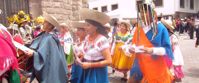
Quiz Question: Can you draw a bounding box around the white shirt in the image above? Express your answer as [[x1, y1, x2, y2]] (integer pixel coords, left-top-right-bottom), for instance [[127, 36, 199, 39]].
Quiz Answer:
[[73, 39, 85, 57], [83, 35, 109, 61], [170, 34, 184, 65], [59, 32, 73, 55]]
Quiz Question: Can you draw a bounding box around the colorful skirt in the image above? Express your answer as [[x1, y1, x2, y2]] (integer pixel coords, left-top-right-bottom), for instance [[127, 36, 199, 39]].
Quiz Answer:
[[112, 42, 135, 72], [174, 66, 184, 79], [71, 63, 83, 83], [79, 67, 109, 83]]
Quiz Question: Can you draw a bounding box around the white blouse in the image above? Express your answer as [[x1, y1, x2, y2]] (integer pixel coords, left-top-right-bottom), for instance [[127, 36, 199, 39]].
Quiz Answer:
[[73, 39, 85, 57], [170, 34, 184, 65], [59, 32, 73, 55], [83, 35, 110, 61]]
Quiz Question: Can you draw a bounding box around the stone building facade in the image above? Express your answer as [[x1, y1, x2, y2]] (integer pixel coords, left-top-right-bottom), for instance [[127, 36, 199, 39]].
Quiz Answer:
[[0, 0, 87, 26], [29, 0, 88, 23]]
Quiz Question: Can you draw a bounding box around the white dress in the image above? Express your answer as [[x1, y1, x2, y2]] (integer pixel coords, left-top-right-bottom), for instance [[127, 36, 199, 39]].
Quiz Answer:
[[170, 34, 184, 66], [83, 35, 110, 61]]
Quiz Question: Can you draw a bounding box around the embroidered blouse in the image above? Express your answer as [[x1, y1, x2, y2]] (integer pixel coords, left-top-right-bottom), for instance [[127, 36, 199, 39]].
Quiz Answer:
[[83, 35, 110, 61]]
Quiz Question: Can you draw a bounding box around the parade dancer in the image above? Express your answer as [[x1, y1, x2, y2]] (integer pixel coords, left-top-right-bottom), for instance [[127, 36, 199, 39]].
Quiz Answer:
[[128, 1, 174, 83], [24, 13, 68, 83], [58, 23, 73, 80], [170, 33, 184, 82], [111, 21, 135, 81], [78, 8, 112, 83], [70, 21, 86, 83]]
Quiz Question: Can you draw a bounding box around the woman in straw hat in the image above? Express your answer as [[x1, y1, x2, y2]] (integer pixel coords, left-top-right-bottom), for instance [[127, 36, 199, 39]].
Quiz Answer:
[[162, 18, 184, 82], [24, 13, 68, 83], [59, 23, 73, 64], [111, 20, 134, 81], [169, 29, 184, 82], [77, 8, 112, 83], [70, 21, 86, 83], [127, 1, 174, 83], [58, 23, 73, 80]]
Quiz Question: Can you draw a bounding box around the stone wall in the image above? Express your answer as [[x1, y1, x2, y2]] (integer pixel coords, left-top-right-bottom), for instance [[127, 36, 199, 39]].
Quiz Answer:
[[29, 0, 88, 24], [29, 0, 42, 19]]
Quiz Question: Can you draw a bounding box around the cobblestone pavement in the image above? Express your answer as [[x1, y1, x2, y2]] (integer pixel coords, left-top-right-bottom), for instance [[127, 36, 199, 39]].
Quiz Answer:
[[109, 33, 199, 83]]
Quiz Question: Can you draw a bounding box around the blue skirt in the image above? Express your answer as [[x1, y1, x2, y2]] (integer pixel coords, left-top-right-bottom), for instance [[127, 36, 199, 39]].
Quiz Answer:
[[80, 66, 109, 83], [71, 63, 83, 83], [130, 58, 143, 81]]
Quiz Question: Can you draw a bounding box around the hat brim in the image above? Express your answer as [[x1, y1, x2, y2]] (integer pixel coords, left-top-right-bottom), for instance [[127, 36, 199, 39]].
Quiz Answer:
[[71, 21, 86, 29], [44, 13, 59, 29], [161, 18, 174, 33], [118, 20, 131, 30], [80, 8, 110, 25]]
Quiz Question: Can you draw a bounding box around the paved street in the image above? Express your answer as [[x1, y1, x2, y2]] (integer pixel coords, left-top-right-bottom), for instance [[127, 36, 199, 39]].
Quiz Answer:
[[179, 34, 199, 83], [109, 33, 199, 83]]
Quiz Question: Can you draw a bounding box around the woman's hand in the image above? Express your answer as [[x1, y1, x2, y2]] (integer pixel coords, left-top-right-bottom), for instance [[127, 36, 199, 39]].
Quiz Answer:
[[141, 47, 153, 54], [24, 49, 35, 57], [81, 62, 91, 69], [129, 47, 135, 54]]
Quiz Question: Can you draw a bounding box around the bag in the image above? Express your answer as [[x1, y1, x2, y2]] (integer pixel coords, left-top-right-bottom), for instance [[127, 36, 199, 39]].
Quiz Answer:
[[9, 69, 20, 83]]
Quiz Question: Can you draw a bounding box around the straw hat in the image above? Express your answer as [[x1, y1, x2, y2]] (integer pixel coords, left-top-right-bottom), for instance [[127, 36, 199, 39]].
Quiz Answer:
[[161, 18, 174, 33], [44, 13, 59, 29], [118, 20, 131, 30], [71, 21, 86, 28], [60, 23, 69, 28], [80, 8, 110, 25]]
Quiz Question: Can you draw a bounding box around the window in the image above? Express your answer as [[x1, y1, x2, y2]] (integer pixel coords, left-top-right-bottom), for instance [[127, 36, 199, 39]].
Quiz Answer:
[[180, 0, 185, 8], [190, 0, 194, 9], [111, 4, 118, 10], [154, 0, 163, 7], [101, 6, 107, 12], [93, 7, 98, 10]]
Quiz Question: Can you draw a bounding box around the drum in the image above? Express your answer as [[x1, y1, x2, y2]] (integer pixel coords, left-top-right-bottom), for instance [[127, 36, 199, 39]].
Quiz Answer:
[[112, 42, 135, 72]]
